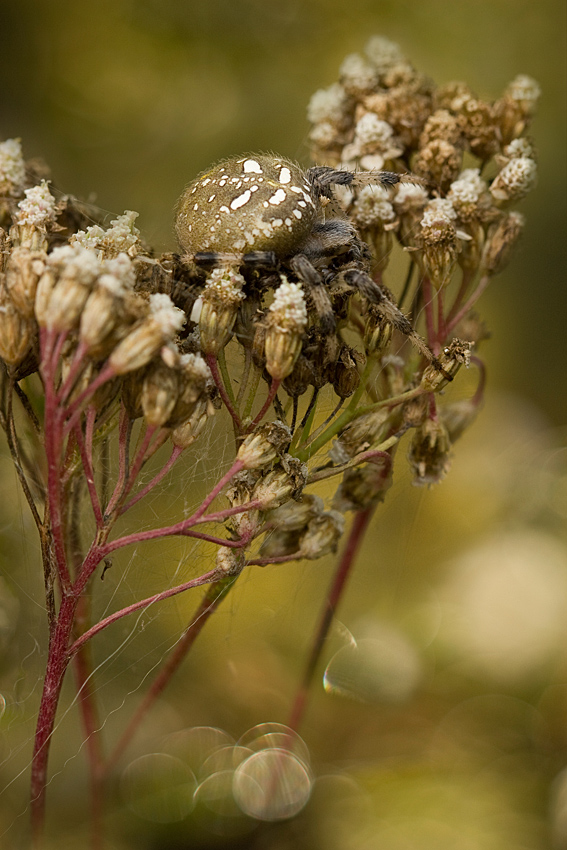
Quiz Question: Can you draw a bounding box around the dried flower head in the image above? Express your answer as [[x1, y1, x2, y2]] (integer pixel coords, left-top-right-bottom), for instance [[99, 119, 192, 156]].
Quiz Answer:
[[0, 138, 26, 198]]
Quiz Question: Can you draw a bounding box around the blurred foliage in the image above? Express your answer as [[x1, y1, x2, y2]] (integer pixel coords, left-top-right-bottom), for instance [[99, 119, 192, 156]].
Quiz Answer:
[[1, 0, 566, 848]]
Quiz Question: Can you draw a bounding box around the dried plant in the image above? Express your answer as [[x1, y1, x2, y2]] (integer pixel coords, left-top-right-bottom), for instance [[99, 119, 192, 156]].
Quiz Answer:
[[0, 35, 539, 847]]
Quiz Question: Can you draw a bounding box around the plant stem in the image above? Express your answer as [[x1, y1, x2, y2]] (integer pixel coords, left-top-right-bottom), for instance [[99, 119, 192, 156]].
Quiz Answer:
[[103, 576, 236, 774], [287, 507, 374, 733], [30, 594, 77, 846]]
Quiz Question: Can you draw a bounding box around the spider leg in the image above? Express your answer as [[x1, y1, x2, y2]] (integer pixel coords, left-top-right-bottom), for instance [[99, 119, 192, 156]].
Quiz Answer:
[[343, 269, 449, 374], [191, 250, 277, 269], [290, 254, 336, 335], [306, 166, 402, 200]]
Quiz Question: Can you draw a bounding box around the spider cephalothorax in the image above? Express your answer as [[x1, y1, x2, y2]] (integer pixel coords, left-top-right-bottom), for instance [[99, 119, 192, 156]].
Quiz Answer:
[[175, 154, 441, 375]]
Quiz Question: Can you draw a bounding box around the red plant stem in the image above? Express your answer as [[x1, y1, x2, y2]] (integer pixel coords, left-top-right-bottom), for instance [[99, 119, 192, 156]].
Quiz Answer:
[[69, 566, 223, 656], [446, 273, 491, 336], [446, 268, 473, 324], [58, 340, 88, 403], [105, 405, 131, 517], [206, 354, 243, 431], [99, 496, 261, 557], [249, 378, 281, 430], [103, 576, 235, 774], [41, 344, 71, 592], [120, 444, 184, 514], [63, 363, 116, 438], [73, 422, 103, 528], [287, 506, 375, 733], [72, 595, 104, 850], [30, 593, 77, 845], [113, 424, 158, 509]]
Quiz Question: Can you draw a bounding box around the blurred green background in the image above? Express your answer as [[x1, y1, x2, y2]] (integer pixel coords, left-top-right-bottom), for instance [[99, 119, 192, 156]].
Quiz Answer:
[[1, 1, 566, 848]]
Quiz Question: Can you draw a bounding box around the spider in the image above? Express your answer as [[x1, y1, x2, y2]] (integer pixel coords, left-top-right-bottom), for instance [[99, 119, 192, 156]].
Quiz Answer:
[[175, 154, 439, 370]]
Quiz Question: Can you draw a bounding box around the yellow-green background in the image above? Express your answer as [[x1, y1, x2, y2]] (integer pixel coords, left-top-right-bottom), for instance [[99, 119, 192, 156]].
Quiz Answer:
[[0, 1, 566, 848]]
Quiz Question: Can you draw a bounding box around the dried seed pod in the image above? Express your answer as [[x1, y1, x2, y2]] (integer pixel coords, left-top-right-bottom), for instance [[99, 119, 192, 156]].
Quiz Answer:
[[237, 421, 291, 470], [481, 211, 525, 277], [421, 338, 473, 392], [198, 268, 245, 356], [264, 277, 307, 381], [332, 346, 362, 399], [141, 362, 180, 428], [5, 247, 45, 318], [252, 457, 308, 510], [109, 294, 184, 375], [0, 290, 35, 366], [408, 417, 452, 486], [171, 396, 215, 449], [299, 510, 345, 559], [333, 459, 393, 511]]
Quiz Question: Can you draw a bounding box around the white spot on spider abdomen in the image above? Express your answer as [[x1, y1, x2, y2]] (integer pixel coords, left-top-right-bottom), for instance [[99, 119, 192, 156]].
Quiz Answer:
[[242, 159, 263, 173], [230, 190, 252, 210], [268, 189, 287, 205]]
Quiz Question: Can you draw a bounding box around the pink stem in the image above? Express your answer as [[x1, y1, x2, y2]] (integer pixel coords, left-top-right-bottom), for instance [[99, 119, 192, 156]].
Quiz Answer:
[[73, 423, 103, 528], [30, 594, 77, 844], [69, 567, 223, 656], [446, 274, 491, 336], [287, 507, 375, 733], [206, 354, 243, 431], [63, 363, 116, 438], [58, 340, 88, 403], [100, 498, 262, 556], [446, 268, 473, 324], [437, 289, 447, 344], [104, 406, 132, 517], [103, 576, 235, 774], [120, 445, 184, 515], [249, 378, 281, 430]]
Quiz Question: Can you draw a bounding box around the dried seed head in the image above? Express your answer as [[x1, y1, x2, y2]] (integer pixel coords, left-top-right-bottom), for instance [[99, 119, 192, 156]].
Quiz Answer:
[[39, 245, 102, 330], [216, 547, 245, 575], [299, 510, 345, 559], [364, 36, 406, 77], [496, 75, 541, 143], [171, 395, 215, 449], [252, 458, 308, 510], [0, 289, 35, 366], [408, 417, 452, 486], [141, 362, 180, 428], [456, 97, 501, 161], [259, 527, 302, 559], [167, 352, 212, 427], [419, 109, 464, 148], [333, 459, 393, 511], [362, 85, 432, 150], [198, 267, 245, 356], [237, 421, 291, 470], [490, 156, 537, 204], [447, 168, 490, 224], [70, 211, 143, 258], [264, 277, 307, 381], [419, 201, 460, 289], [350, 185, 396, 231], [5, 247, 46, 318], [307, 83, 350, 128], [339, 53, 379, 97], [332, 346, 362, 399], [480, 211, 525, 277], [265, 493, 324, 533], [421, 338, 473, 391], [336, 406, 390, 457], [0, 139, 26, 198], [109, 293, 185, 375], [413, 139, 463, 192], [12, 181, 58, 251]]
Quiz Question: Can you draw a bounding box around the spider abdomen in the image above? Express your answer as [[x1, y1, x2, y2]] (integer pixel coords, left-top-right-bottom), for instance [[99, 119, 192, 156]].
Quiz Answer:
[[175, 155, 318, 258]]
